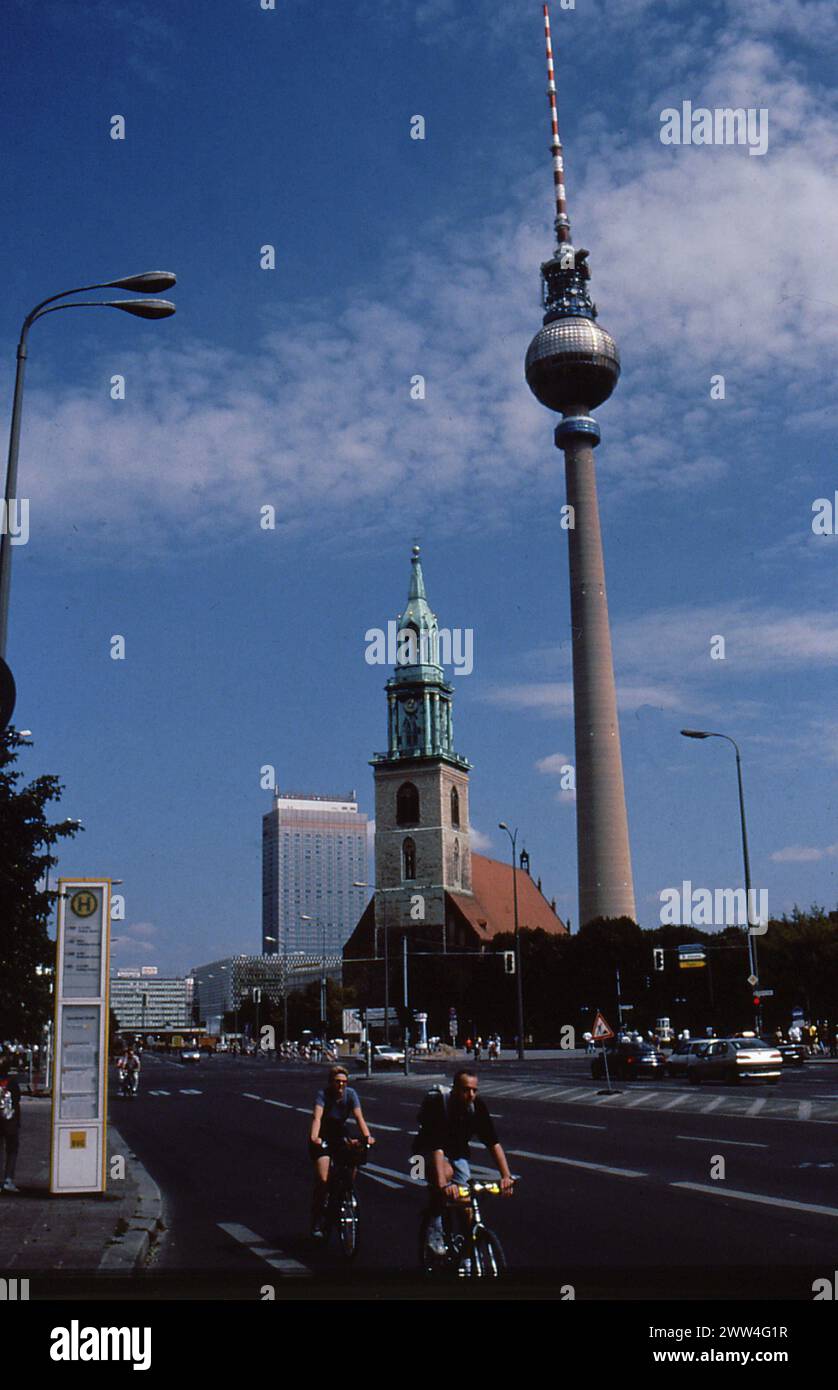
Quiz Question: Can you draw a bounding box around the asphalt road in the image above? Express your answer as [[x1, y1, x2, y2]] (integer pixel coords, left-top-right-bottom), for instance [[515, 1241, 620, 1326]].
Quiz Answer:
[[110, 1053, 838, 1298]]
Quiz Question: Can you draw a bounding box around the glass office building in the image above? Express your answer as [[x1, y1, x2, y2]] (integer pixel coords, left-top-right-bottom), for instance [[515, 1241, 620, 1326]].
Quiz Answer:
[[262, 791, 368, 956]]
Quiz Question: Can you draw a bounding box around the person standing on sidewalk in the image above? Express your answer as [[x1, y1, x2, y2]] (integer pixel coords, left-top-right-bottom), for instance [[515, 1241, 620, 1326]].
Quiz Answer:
[[0, 1054, 22, 1193]]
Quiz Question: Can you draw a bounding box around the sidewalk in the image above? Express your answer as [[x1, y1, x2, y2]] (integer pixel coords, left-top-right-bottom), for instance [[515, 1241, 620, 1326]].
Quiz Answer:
[[0, 1097, 164, 1278]]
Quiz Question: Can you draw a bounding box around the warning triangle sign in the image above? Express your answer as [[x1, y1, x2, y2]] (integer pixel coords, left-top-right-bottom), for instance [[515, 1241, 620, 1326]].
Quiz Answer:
[[592, 1011, 614, 1041]]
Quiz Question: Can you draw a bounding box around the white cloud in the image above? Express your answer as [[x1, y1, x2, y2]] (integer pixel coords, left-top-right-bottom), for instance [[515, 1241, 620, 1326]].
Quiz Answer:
[[488, 681, 683, 715], [770, 843, 838, 863], [535, 752, 573, 774], [469, 825, 494, 852]]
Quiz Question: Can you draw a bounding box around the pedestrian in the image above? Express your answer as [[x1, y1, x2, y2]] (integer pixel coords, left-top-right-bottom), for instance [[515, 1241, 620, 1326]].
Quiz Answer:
[[464, 1037, 473, 1056], [0, 1054, 22, 1193], [474, 1037, 482, 1062]]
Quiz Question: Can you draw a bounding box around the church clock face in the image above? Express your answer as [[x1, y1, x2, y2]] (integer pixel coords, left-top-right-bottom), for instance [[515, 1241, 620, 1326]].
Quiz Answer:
[[404, 698, 417, 713]]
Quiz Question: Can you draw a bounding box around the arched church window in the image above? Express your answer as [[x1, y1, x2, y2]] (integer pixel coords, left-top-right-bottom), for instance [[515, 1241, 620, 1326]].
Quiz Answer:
[[453, 838, 461, 887], [450, 785, 460, 827], [402, 837, 416, 881], [397, 782, 419, 826]]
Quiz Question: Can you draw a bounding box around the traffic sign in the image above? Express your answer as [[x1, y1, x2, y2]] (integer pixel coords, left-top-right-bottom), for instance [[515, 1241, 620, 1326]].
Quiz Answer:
[[747, 974, 758, 987], [592, 1011, 614, 1041], [755, 988, 774, 998]]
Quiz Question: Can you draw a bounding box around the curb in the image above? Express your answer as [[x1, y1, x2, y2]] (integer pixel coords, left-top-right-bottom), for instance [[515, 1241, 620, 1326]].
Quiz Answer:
[[97, 1124, 166, 1274]]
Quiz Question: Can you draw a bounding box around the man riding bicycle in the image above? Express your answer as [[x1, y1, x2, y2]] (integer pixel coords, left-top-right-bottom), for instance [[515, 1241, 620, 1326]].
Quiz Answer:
[[117, 1047, 140, 1095], [309, 1065, 375, 1238], [413, 1069, 513, 1256]]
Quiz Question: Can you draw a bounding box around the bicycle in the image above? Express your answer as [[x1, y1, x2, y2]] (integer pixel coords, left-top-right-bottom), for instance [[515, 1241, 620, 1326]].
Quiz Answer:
[[118, 1069, 139, 1099], [419, 1179, 512, 1279], [321, 1138, 368, 1260]]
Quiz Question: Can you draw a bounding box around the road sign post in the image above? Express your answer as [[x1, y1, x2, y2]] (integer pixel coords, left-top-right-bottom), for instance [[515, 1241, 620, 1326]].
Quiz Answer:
[[50, 879, 112, 1194], [592, 1011, 617, 1094]]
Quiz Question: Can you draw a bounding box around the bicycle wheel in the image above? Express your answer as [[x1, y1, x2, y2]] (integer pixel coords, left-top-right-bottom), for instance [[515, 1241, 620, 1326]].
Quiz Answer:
[[471, 1228, 506, 1279], [338, 1185, 360, 1260]]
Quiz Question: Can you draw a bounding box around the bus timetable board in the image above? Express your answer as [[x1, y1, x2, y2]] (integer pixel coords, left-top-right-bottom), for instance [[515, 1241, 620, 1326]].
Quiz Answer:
[[49, 879, 112, 1194]]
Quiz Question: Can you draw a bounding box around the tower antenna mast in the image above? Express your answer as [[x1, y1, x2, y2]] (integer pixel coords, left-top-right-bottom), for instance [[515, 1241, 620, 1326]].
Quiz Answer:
[[543, 3, 571, 247]]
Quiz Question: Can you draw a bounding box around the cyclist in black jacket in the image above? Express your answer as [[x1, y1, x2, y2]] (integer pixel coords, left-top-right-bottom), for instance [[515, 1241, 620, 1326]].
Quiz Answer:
[[413, 1069, 513, 1255], [0, 1054, 22, 1193]]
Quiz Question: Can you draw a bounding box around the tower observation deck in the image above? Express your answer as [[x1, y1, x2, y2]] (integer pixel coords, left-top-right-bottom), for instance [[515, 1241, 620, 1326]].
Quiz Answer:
[[524, 3, 636, 927]]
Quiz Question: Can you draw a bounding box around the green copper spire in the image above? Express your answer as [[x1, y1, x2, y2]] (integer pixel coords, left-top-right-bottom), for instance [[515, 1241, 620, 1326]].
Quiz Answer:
[[396, 544, 441, 671], [371, 545, 470, 771]]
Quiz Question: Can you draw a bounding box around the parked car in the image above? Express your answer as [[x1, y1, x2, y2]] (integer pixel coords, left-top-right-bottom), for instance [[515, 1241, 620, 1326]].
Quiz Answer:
[[689, 1037, 782, 1085], [760, 1036, 806, 1067], [665, 1039, 711, 1078], [373, 1044, 405, 1067], [591, 1040, 667, 1081], [180, 1047, 201, 1063]]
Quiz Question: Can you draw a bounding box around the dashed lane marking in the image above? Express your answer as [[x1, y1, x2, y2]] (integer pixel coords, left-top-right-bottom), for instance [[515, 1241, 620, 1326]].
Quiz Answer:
[[217, 1223, 311, 1278], [676, 1135, 769, 1149], [670, 1183, 838, 1220], [243, 1093, 262, 1100], [548, 1120, 607, 1131], [362, 1170, 402, 1189], [798, 1101, 813, 1118], [147, 1090, 171, 1096], [368, 1122, 403, 1132], [264, 1099, 294, 1108], [508, 1148, 645, 1179], [179, 1089, 202, 1095]]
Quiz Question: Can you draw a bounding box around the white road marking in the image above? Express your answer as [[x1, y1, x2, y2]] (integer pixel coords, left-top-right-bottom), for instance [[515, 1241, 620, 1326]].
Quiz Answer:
[[264, 1099, 294, 1109], [548, 1120, 607, 1131], [659, 1094, 690, 1110], [364, 1162, 418, 1187], [623, 1094, 650, 1108], [671, 1183, 838, 1220], [179, 1089, 202, 1095], [217, 1223, 311, 1278], [368, 1122, 402, 1132], [676, 1135, 768, 1149], [295, 1108, 310, 1114], [147, 1090, 170, 1096], [508, 1148, 644, 1179], [242, 1093, 262, 1100], [360, 1171, 402, 1189], [798, 1101, 813, 1118], [701, 1097, 725, 1113], [747, 1098, 767, 1116]]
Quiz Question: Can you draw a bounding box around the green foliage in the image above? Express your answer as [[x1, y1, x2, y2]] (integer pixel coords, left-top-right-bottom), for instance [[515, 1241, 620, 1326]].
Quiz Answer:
[[0, 728, 81, 1041]]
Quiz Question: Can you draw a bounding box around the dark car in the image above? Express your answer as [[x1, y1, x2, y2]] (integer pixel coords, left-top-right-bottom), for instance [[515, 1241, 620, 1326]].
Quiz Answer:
[[591, 1040, 667, 1081], [761, 1036, 806, 1067]]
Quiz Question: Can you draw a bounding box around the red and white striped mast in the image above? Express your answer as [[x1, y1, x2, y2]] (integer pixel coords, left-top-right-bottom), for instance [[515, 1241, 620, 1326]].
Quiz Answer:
[[543, 2, 571, 247]]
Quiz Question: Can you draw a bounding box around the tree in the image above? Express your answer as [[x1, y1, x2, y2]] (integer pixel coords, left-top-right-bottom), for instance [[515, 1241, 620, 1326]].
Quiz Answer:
[[0, 728, 82, 1041]]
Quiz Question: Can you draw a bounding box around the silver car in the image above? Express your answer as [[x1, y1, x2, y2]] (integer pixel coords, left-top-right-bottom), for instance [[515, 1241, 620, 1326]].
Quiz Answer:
[[689, 1037, 782, 1085]]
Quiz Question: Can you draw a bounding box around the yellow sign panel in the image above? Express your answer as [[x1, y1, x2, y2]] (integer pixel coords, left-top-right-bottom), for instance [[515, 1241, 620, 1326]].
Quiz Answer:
[[69, 1132, 87, 1149], [70, 890, 98, 918]]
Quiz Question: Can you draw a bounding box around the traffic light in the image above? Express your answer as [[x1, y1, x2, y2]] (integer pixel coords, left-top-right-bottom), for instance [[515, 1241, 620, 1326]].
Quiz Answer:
[[504, 951, 516, 975], [752, 995, 760, 1009], [653, 948, 665, 972]]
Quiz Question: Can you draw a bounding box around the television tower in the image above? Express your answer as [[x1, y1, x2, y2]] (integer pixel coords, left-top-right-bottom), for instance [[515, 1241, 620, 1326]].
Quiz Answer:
[[525, 3, 636, 927]]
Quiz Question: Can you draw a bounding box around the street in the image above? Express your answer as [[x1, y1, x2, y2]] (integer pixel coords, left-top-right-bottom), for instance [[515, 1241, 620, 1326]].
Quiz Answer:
[[109, 1052, 838, 1299]]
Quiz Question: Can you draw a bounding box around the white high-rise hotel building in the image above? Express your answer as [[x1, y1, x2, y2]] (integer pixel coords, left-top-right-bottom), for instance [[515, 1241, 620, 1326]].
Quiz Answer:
[[262, 791, 369, 956]]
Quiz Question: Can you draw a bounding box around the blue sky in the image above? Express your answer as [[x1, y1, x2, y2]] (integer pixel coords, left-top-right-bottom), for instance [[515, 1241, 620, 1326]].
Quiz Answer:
[[4, 0, 838, 974]]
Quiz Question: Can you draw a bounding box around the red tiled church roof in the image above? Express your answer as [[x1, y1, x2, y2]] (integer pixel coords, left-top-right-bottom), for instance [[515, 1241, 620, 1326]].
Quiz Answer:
[[447, 853, 567, 941]]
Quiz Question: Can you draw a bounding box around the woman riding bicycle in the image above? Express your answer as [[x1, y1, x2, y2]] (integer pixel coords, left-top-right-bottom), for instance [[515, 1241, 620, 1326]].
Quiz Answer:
[[309, 1065, 375, 1238]]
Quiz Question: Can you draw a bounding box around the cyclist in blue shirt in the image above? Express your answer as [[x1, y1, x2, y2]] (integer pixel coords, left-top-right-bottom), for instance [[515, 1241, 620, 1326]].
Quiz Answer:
[[309, 1065, 375, 1237]]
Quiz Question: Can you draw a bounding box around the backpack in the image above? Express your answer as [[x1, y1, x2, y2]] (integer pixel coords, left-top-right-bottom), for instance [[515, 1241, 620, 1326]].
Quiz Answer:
[[0, 1082, 14, 1122], [410, 1085, 451, 1159]]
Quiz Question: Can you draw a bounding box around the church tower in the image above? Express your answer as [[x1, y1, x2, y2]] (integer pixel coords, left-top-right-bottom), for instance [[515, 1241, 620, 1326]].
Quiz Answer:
[[371, 546, 472, 944]]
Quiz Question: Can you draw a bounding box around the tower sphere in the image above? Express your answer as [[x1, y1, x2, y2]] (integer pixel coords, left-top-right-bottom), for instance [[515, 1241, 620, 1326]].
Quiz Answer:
[[525, 316, 620, 414]]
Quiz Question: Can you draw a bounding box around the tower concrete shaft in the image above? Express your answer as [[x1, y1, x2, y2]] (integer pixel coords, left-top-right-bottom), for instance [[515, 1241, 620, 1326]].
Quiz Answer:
[[561, 418, 636, 924]]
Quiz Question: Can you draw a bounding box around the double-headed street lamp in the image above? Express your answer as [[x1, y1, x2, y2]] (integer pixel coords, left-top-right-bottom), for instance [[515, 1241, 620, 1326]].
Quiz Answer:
[[0, 271, 177, 720], [681, 728, 762, 1031], [499, 823, 526, 1060]]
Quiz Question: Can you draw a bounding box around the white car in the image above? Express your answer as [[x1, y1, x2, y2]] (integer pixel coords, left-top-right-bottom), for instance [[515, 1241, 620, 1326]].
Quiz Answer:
[[689, 1038, 782, 1085], [373, 1044, 405, 1067]]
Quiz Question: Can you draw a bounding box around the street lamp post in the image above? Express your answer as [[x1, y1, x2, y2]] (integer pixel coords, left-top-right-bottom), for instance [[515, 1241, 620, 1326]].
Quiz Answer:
[[499, 823, 526, 1060], [0, 272, 177, 701], [354, 881, 390, 1047], [681, 729, 761, 1031]]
